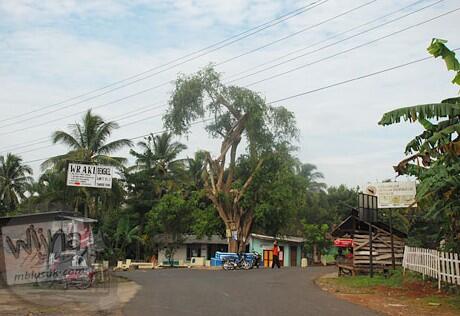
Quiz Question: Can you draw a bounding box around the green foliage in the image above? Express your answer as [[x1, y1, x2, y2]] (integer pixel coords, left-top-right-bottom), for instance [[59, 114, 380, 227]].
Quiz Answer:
[[0, 153, 33, 214], [238, 145, 307, 236], [302, 222, 330, 255], [411, 158, 460, 252], [147, 192, 194, 236], [379, 100, 460, 126], [189, 190, 224, 238], [164, 65, 298, 155], [335, 269, 407, 289], [428, 38, 460, 85], [43, 109, 132, 170]]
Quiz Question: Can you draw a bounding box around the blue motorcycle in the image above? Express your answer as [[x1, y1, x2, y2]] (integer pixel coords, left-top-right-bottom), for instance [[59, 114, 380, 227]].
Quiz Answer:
[[222, 253, 252, 270]]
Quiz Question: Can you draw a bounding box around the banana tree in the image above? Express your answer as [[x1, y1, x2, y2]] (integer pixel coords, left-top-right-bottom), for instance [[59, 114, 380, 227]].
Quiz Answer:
[[379, 39, 460, 251]]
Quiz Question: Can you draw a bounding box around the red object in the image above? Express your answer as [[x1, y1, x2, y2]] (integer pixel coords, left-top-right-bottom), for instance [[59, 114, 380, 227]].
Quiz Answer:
[[334, 238, 353, 248], [273, 245, 280, 256]]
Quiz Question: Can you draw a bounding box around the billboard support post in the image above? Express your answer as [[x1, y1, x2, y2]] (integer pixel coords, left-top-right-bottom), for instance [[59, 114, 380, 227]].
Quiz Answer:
[[369, 224, 373, 278], [358, 193, 378, 278], [390, 209, 395, 270]]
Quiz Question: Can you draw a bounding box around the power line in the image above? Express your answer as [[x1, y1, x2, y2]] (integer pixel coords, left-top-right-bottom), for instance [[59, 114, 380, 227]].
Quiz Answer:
[[0, 89, 168, 136], [0, 1, 326, 125], [22, 48, 460, 165], [20, 52, 442, 165], [0, 82, 169, 132], [215, 0, 378, 67], [0, 102, 166, 152], [227, 0, 430, 83], [1, 0, 374, 132], [268, 48, 459, 105], [0, 0, 386, 137], [22, 118, 214, 165], [13, 108, 167, 156], [0, 1, 453, 153], [245, 5, 460, 87]]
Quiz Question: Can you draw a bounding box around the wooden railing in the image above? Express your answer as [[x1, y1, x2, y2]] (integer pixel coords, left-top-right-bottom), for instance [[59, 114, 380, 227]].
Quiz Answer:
[[403, 246, 460, 290]]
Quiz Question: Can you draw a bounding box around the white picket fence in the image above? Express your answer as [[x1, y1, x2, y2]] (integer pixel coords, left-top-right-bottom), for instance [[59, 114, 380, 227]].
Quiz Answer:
[[403, 246, 460, 290]]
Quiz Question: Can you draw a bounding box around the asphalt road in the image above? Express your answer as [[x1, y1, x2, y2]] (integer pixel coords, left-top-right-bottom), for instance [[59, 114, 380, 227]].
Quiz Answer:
[[120, 266, 379, 316]]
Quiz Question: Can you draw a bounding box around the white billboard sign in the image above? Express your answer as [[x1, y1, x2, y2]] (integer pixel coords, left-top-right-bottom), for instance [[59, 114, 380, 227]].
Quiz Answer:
[[364, 181, 416, 208], [67, 163, 113, 189]]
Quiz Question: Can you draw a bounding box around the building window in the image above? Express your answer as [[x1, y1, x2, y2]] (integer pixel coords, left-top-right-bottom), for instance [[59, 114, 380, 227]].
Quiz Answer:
[[186, 244, 201, 260], [207, 244, 228, 260]]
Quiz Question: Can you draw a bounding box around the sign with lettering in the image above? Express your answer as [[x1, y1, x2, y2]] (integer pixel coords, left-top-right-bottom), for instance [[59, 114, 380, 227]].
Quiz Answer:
[[364, 181, 416, 208], [1, 220, 94, 285], [66, 163, 113, 189]]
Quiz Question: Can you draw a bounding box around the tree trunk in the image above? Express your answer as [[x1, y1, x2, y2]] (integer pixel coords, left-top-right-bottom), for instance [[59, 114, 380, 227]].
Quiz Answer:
[[313, 244, 319, 263], [203, 114, 262, 254], [136, 213, 146, 260]]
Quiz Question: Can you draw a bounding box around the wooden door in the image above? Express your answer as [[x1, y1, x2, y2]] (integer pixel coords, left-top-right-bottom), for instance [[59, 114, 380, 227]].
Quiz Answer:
[[263, 250, 273, 268], [290, 246, 297, 267]]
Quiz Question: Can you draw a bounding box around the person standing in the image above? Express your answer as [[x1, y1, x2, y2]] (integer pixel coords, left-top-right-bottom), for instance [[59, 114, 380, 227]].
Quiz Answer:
[[272, 240, 281, 269]]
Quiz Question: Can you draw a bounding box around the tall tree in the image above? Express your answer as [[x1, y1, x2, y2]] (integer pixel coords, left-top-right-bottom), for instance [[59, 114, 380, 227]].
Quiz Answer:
[[43, 109, 132, 169], [43, 110, 132, 217], [0, 153, 33, 213], [126, 132, 187, 259], [130, 132, 187, 177], [164, 66, 297, 251], [238, 145, 307, 236]]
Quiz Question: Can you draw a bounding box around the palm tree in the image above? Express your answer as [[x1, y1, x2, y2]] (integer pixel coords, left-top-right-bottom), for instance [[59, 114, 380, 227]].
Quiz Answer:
[[130, 132, 187, 178], [42, 110, 132, 217], [297, 163, 326, 192], [187, 150, 207, 189], [42, 109, 132, 170], [127, 132, 187, 259], [0, 153, 33, 213]]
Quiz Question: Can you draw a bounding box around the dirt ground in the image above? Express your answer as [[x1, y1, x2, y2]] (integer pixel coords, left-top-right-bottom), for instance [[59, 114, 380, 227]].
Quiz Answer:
[[0, 278, 140, 316], [317, 272, 460, 316]]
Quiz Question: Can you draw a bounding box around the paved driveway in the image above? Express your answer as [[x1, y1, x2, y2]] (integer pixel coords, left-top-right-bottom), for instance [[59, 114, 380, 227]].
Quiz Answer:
[[120, 266, 378, 316]]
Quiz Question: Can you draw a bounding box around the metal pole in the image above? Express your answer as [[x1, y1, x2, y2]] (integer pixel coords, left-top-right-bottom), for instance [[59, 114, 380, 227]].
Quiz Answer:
[[369, 223, 373, 278], [390, 209, 395, 270]]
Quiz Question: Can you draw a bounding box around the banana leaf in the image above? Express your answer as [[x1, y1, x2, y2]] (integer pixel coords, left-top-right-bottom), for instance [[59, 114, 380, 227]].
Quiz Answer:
[[379, 99, 460, 126]]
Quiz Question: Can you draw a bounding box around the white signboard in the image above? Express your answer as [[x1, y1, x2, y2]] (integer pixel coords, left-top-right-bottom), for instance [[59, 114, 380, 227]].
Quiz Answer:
[[67, 163, 113, 189], [364, 181, 416, 208]]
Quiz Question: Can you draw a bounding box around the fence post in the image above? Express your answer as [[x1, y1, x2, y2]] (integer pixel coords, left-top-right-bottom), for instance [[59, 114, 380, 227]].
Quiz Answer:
[[454, 253, 460, 286], [437, 250, 441, 292], [402, 246, 407, 276]]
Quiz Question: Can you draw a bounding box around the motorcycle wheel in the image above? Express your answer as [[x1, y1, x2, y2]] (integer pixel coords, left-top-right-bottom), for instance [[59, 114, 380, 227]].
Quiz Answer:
[[223, 261, 234, 270], [242, 260, 252, 270]]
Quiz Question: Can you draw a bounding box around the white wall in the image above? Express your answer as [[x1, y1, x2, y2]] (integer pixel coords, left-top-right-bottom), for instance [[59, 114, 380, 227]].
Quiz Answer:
[[158, 245, 187, 264], [158, 244, 208, 264]]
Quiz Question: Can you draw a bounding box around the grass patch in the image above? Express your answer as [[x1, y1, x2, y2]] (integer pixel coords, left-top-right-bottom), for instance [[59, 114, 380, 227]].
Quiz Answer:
[[335, 269, 407, 289], [420, 294, 460, 311]]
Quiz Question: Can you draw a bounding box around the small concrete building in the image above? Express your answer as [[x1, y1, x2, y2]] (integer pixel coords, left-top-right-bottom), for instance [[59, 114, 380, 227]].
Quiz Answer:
[[157, 235, 228, 266], [0, 211, 97, 285], [158, 233, 304, 267], [249, 233, 304, 267]]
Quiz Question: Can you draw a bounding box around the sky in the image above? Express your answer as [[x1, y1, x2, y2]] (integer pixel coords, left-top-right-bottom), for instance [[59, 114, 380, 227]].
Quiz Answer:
[[0, 0, 459, 188]]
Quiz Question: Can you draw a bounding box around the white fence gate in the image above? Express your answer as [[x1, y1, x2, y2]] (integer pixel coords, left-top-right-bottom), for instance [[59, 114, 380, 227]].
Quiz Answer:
[[403, 246, 460, 290]]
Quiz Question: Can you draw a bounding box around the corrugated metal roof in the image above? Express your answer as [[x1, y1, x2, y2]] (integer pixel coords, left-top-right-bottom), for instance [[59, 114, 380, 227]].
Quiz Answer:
[[0, 211, 97, 226], [250, 233, 305, 243]]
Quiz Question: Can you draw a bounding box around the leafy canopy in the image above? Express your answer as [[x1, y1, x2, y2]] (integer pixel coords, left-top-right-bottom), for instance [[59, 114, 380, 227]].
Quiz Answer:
[[164, 66, 298, 155]]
